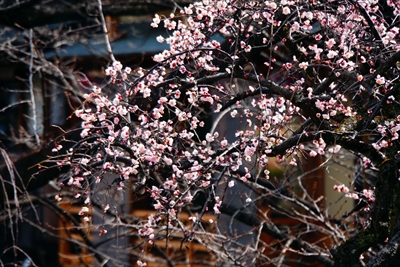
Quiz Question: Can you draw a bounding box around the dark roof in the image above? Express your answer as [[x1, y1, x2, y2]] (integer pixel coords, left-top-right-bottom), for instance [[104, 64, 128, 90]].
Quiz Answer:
[[1, 18, 225, 63], [43, 21, 170, 58]]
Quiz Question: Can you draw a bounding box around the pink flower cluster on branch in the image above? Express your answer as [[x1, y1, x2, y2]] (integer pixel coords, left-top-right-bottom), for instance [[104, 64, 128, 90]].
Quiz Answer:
[[49, 0, 400, 265]]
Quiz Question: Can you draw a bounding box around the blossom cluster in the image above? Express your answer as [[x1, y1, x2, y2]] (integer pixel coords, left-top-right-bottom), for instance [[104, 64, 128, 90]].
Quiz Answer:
[[334, 184, 376, 203], [51, 1, 400, 265]]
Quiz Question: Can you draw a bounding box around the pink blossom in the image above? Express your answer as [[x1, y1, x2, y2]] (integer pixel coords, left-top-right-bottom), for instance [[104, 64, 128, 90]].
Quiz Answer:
[[376, 75, 385, 85], [325, 39, 336, 49], [156, 35, 164, 43], [153, 53, 164, 62], [163, 156, 173, 165], [309, 150, 317, 157], [282, 6, 290, 15], [112, 61, 123, 71], [333, 184, 350, 193], [206, 133, 214, 142], [120, 126, 129, 139], [80, 158, 90, 165], [244, 146, 256, 157], [299, 62, 308, 70], [124, 67, 131, 74], [327, 50, 338, 59], [151, 14, 161, 28], [79, 206, 89, 215]]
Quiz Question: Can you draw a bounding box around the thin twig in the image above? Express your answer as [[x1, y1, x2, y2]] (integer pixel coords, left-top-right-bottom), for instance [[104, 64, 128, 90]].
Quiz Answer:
[[28, 28, 41, 148]]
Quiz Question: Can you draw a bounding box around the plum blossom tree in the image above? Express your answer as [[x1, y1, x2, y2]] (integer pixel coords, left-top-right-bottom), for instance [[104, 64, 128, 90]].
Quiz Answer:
[[3, 0, 400, 266]]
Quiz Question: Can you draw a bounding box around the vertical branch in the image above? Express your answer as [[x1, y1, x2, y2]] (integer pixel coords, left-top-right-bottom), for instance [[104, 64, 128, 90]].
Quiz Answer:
[[0, 148, 20, 258], [96, 0, 131, 124], [0, 149, 21, 219], [96, 0, 116, 63], [276, 237, 294, 267], [28, 28, 40, 148]]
